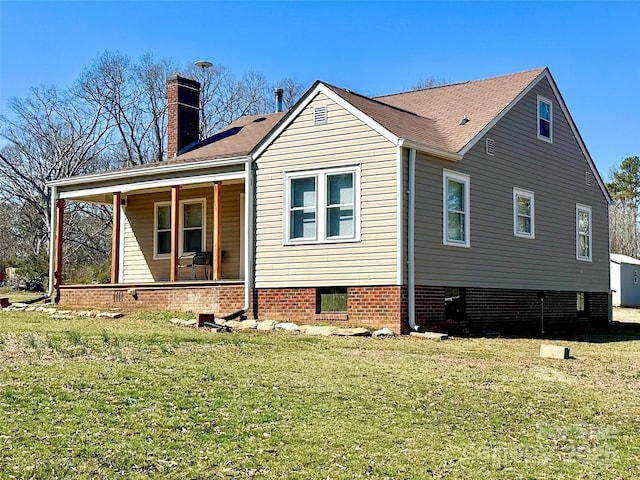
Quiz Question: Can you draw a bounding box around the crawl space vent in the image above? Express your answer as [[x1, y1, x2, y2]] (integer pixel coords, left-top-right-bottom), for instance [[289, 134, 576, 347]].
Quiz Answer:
[[486, 138, 495, 156], [585, 171, 592, 186], [314, 105, 328, 126]]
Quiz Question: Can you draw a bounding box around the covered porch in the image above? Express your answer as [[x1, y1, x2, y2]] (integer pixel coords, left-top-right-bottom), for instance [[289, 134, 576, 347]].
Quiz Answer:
[[47, 158, 254, 313]]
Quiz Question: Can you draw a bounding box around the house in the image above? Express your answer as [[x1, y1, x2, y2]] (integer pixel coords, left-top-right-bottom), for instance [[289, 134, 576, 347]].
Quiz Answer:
[[47, 67, 612, 335], [610, 253, 640, 307]]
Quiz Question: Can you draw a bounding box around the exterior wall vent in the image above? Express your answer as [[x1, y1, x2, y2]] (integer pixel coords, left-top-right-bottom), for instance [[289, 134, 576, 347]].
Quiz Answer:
[[314, 105, 328, 126], [585, 171, 592, 186], [486, 138, 495, 156]]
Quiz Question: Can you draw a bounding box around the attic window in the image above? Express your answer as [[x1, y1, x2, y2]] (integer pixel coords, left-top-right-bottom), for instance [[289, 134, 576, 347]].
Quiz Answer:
[[486, 138, 495, 156], [537, 95, 553, 143], [585, 171, 592, 186], [314, 105, 328, 126]]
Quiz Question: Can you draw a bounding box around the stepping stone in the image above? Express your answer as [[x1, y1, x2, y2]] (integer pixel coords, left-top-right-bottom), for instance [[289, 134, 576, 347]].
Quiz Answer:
[[304, 326, 337, 336], [274, 322, 300, 333], [184, 319, 198, 327], [223, 320, 243, 329], [331, 328, 371, 337], [51, 314, 75, 320], [257, 320, 277, 331], [96, 312, 124, 319], [233, 320, 259, 330], [169, 318, 183, 325], [409, 331, 448, 341], [372, 328, 395, 337]]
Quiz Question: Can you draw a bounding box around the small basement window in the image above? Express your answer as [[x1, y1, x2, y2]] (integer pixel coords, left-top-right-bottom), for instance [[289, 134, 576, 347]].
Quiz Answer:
[[577, 292, 588, 317], [444, 287, 464, 322], [317, 287, 347, 313]]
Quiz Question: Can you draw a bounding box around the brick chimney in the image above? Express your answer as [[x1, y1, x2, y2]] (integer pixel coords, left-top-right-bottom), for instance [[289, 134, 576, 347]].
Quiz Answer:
[[166, 75, 200, 159]]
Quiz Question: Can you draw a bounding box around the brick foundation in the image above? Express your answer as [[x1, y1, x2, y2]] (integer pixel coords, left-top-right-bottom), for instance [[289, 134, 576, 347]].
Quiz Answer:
[[414, 286, 609, 336], [255, 286, 406, 333], [57, 283, 609, 336], [58, 283, 245, 316]]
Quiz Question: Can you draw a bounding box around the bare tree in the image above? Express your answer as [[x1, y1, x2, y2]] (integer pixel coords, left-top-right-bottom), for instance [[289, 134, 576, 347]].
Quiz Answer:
[[0, 85, 111, 256], [410, 75, 449, 91], [78, 51, 175, 166], [273, 77, 307, 111]]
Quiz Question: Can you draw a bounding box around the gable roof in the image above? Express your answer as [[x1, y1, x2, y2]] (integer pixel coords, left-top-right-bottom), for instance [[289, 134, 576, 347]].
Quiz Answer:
[[254, 68, 611, 203], [375, 68, 545, 153]]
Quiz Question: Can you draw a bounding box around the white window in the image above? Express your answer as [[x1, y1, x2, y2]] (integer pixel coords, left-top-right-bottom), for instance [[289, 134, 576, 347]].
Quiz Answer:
[[537, 95, 553, 142], [285, 166, 360, 244], [443, 170, 470, 247], [513, 188, 535, 238], [154, 203, 172, 257], [153, 199, 206, 259], [576, 204, 592, 261]]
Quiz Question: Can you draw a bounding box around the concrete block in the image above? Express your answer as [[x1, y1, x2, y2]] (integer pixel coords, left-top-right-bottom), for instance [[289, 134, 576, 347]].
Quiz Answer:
[[540, 344, 570, 359]]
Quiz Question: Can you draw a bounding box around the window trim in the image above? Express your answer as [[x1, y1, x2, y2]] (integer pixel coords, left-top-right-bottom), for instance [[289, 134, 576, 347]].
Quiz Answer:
[[153, 198, 206, 260], [513, 188, 535, 238], [284, 165, 361, 245], [537, 95, 553, 143], [576, 204, 592, 262], [443, 169, 470, 248]]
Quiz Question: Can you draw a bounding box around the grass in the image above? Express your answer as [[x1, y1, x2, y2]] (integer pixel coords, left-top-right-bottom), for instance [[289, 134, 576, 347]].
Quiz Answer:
[[0, 310, 639, 479]]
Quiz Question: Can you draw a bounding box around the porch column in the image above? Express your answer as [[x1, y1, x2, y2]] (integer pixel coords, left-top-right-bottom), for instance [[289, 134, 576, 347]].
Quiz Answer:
[[53, 199, 65, 292], [170, 186, 180, 281], [213, 182, 222, 280], [111, 192, 122, 284]]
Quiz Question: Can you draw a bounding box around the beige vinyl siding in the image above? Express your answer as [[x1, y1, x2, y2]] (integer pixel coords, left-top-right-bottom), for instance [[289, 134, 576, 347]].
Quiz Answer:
[[122, 184, 243, 282], [413, 78, 609, 292], [255, 92, 398, 288]]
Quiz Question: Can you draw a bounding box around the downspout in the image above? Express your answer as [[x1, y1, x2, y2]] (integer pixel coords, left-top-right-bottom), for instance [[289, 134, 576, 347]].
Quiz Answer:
[[47, 185, 57, 298], [408, 148, 419, 331], [242, 159, 253, 312]]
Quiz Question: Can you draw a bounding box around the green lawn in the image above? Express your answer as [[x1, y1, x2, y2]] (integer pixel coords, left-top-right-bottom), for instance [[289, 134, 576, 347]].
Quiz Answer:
[[0, 310, 639, 479]]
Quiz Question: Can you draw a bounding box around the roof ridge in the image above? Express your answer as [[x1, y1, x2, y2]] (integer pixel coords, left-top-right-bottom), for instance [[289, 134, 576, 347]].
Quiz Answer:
[[323, 82, 435, 121], [376, 67, 547, 98]]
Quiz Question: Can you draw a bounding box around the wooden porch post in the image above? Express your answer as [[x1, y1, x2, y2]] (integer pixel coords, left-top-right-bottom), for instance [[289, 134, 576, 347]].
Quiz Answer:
[[213, 182, 222, 280], [170, 186, 180, 281], [110, 192, 122, 284], [53, 199, 65, 291]]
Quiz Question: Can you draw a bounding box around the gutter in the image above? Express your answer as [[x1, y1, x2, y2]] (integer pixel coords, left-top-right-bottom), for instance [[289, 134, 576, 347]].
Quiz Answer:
[[407, 148, 419, 331], [242, 159, 254, 312], [47, 185, 57, 299]]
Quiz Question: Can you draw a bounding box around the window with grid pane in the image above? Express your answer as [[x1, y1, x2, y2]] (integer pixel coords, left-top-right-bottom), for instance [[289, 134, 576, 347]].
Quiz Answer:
[[513, 188, 535, 238], [285, 166, 359, 244], [443, 170, 470, 247], [576, 204, 592, 261], [537, 96, 553, 142], [182, 201, 204, 254], [156, 204, 171, 256]]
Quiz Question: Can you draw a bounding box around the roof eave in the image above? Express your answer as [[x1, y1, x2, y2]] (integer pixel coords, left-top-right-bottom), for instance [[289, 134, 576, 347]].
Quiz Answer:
[[399, 139, 462, 162], [47, 155, 251, 188]]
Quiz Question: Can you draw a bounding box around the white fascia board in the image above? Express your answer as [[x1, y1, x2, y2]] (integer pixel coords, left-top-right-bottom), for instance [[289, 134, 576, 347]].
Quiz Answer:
[[253, 82, 399, 159], [458, 69, 612, 205], [48, 156, 250, 188], [58, 171, 246, 200], [399, 139, 462, 162]]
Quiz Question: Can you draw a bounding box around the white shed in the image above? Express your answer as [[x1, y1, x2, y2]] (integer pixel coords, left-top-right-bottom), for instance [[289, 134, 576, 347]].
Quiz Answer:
[[610, 253, 640, 306]]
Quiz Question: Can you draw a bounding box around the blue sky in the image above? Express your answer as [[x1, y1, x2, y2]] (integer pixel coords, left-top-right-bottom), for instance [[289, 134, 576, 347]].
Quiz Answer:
[[1, 0, 639, 178]]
